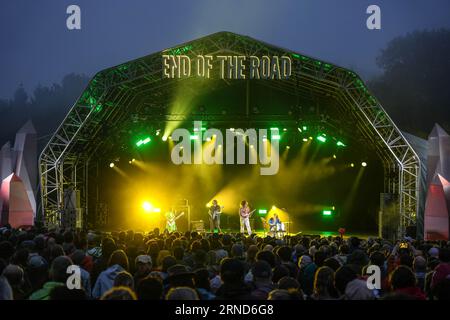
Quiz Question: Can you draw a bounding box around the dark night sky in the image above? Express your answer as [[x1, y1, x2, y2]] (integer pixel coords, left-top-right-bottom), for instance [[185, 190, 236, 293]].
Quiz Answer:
[[1, 0, 450, 99]]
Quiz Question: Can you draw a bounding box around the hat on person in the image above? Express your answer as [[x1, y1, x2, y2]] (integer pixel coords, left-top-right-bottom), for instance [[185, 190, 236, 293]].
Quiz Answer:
[[135, 255, 152, 265], [428, 247, 439, 259], [28, 255, 48, 269], [345, 278, 375, 300], [167, 264, 194, 279], [252, 260, 272, 279]]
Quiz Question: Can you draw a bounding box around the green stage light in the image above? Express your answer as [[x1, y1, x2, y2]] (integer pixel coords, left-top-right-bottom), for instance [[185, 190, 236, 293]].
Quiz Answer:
[[136, 137, 151, 147], [272, 135, 281, 140], [336, 141, 346, 147], [302, 126, 308, 131], [283, 128, 287, 132], [258, 209, 268, 215], [297, 128, 302, 133], [302, 138, 308, 142], [162, 135, 168, 141], [322, 210, 333, 216], [316, 135, 327, 143], [190, 135, 199, 140]]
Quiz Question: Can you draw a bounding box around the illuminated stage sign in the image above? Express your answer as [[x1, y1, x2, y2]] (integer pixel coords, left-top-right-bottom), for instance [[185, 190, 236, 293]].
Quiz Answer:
[[162, 55, 292, 80]]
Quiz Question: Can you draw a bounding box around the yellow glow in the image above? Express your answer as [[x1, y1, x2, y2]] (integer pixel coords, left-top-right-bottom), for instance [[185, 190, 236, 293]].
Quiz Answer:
[[142, 201, 153, 212]]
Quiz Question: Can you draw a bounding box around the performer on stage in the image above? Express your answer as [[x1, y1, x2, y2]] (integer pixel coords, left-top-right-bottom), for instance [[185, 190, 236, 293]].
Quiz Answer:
[[239, 200, 254, 235], [208, 199, 223, 232], [165, 210, 184, 233], [268, 213, 283, 238]]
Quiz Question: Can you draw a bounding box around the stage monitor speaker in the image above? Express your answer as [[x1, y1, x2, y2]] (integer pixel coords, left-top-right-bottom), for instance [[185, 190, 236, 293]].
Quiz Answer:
[[191, 220, 205, 233]]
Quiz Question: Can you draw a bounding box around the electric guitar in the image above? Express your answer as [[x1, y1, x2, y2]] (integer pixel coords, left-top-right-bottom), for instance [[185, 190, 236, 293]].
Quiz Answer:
[[240, 208, 256, 219], [166, 212, 185, 232]]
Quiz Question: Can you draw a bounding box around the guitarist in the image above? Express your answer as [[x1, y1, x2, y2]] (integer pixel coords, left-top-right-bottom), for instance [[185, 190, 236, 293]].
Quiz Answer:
[[239, 200, 254, 235], [208, 199, 223, 232], [166, 210, 184, 233]]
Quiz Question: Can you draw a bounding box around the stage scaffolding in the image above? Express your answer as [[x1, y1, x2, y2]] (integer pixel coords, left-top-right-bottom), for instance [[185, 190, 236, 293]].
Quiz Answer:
[[39, 32, 420, 239]]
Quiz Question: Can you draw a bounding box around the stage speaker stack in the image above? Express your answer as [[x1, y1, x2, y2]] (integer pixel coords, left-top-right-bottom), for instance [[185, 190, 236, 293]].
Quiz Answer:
[[379, 193, 399, 240]]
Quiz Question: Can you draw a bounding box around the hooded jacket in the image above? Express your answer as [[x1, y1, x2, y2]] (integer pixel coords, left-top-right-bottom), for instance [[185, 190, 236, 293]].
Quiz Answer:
[[92, 264, 124, 299]]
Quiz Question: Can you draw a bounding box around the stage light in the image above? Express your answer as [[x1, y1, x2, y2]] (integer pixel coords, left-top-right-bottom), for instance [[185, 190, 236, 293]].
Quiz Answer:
[[362, 162, 367, 167], [258, 209, 268, 215], [190, 135, 199, 140], [136, 137, 151, 147], [272, 135, 281, 140], [303, 126, 308, 131], [309, 136, 313, 140], [316, 135, 327, 143], [286, 146, 290, 149], [272, 205, 276, 210], [109, 162, 115, 168], [298, 128, 302, 133], [336, 141, 346, 147], [302, 138, 308, 142], [142, 201, 153, 212], [230, 128, 235, 132], [156, 130, 161, 136], [333, 154, 337, 159], [206, 137, 211, 142], [206, 203, 212, 208], [250, 145, 254, 148], [283, 128, 287, 132], [322, 210, 332, 216], [270, 127, 279, 131], [162, 135, 168, 141], [350, 163, 355, 167], [152, 208, 161, 213]]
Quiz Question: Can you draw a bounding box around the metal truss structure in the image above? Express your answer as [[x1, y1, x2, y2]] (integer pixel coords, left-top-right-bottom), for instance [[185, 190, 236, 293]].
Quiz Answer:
[[39, 32, 421, 238]]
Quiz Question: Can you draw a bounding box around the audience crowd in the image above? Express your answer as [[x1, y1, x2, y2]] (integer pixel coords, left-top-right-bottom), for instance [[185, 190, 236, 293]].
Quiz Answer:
[[0, 225, 449, 300]]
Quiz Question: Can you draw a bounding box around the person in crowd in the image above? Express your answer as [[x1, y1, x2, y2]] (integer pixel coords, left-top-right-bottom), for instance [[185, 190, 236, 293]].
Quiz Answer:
[[267, 288, 303, 300], [133, 254, 152, 286], [250, 260, 275, 300], [193, 268, 216, 300], [390, 265, 426, 300], [136, 275, 163, 300], [101, 286, 137, 300], [312, 266, 338, 300], [29, 256, 73, 300], [215, 258, 253, 300], [114, 271, 134, 290], [431, 248, 450, 291], [166, 287, 199, 300], [2, 264, 26, 300], [413, 256, 427, 291], [71, 249, 92, 296], [92, 249, 129, 299]]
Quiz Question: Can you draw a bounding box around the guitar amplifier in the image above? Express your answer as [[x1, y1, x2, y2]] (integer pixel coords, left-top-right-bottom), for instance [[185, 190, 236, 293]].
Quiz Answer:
[[191, 220, 205, 232]]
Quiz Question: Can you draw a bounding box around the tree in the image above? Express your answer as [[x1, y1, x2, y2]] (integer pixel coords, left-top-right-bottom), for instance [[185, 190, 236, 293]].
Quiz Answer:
[[0, 73, 90, 148], [368, 29, 450, 137]]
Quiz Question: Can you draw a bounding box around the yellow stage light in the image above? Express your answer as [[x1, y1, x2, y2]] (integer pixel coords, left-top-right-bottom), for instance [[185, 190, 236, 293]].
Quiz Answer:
[[142, 201, 153, 212], [109, 162, 115, 168]]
